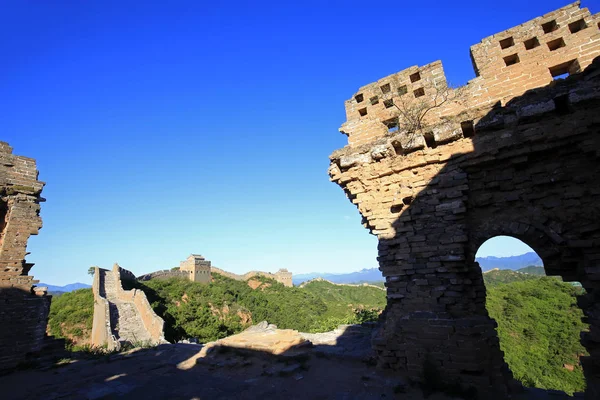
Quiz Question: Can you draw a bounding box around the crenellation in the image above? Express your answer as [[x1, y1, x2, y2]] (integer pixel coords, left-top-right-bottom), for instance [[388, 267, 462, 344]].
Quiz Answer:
[[341, 2, 600, 150]]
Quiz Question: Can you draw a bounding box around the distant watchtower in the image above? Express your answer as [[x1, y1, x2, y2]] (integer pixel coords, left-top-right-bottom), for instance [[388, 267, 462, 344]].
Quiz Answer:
[[179, 254, 211, 283], [274, 269, 293, 287]]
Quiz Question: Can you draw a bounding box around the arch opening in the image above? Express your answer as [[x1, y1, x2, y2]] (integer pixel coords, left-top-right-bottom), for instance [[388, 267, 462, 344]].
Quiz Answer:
[[475, 235, 588, 395]]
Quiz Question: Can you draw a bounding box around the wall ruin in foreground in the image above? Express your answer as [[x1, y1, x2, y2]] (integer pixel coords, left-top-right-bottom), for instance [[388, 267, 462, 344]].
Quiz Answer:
[[330, 2, 600, 398], [0, 142, 49, 371]]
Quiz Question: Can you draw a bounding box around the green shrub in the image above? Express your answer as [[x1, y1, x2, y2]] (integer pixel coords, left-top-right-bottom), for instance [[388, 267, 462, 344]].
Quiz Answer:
[[48, 288, 94, 346]]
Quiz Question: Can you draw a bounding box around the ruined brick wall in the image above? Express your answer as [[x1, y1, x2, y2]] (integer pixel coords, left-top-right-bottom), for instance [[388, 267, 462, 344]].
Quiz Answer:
[[112, 264, 166, 344], [91, 266, 116, 350], [330, 3, 600, 397], [0, 142, 50, 370], [340, 2, 600, 148]]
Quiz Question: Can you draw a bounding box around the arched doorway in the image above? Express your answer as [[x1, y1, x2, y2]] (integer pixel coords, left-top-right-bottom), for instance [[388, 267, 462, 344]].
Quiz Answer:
[[475, 235, 588, 395]]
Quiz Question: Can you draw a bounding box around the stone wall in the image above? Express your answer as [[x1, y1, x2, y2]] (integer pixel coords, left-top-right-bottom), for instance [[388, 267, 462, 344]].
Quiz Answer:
[[0, 141, 50, 371], [137, 269, 189, 281], [90, 266, 116, 350], [211, 266, 294, 287], [111, 264, 166, 344], [330, 3, 600, 398]]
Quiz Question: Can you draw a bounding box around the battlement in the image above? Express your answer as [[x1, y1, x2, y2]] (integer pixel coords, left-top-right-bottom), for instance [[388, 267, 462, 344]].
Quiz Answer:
[[340, 2, 600, 148]]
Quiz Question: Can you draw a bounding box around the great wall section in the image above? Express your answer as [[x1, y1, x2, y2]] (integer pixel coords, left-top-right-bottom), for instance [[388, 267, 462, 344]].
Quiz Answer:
[[137, 253, 293, 287], [329, 1, 600, 398], [91, 264, 167, 350], [0, 2, 599, 398]]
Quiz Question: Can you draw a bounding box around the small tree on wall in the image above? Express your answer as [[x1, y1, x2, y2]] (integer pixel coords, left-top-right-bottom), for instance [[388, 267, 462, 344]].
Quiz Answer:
[[87, 266, 95, 276], [385, 81, 466, 148]]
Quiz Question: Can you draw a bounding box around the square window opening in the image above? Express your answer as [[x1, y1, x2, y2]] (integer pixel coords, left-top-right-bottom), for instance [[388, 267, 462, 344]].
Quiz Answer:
[[397, 85, 408, 95], [358, 108, 368, 117], [355, 94, 364, 103], [524, 37, 540, 50], [423, 132, 436, 148], [383, 118, 399, 133], [370, 96, 379, 105], [568, 19, 587, 34], [499, 37, 514, 49], [549, 59, 580, 79], [410, 72, 421, 83], [547, 37, 565, 51], [380, 83, 391, 94], [461, 120, 475, 138], [383, 99, 394, 109], [542, 20, 558, 34], [503, 53, 520, 66], [413, 87, 425, 98]]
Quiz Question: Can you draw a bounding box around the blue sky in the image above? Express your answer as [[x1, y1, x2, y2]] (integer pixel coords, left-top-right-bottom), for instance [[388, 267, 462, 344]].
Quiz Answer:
[[2, 0, 592, 285]]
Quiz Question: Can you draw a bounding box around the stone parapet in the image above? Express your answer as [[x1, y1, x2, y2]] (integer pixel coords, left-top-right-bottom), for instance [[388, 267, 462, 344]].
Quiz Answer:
[[340, 2, 600, 148]]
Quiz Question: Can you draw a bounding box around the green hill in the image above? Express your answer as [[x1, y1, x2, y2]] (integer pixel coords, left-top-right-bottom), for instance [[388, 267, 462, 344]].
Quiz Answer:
[[131, 273, 385, 343], [300, 279, 385, 319], [516, 265, 546, 276], [47, 288, 94, 349], [486, 277, 587, 394], [483, 269, 539, 286]]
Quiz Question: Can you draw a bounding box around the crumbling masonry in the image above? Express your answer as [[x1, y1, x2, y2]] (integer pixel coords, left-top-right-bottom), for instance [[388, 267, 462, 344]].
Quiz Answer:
[[329, 2, 600, 397], [0, 142, 49, 371]]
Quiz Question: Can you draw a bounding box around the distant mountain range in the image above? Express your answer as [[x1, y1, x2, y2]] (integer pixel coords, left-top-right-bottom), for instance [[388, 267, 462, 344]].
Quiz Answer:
[[292, 268, 384, 286], [292, 252, 544, 285], [42, 252, 543, 288], [37, 282, 91, 293], [475, 252, 543, 272]]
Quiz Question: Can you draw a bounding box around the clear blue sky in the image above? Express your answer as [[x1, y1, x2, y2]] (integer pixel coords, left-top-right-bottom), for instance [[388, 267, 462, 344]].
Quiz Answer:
[[2, 0, 592, 285]]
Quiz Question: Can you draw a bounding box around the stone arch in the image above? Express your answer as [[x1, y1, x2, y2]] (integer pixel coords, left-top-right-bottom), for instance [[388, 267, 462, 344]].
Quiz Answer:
[[468, 220, 567, 279]]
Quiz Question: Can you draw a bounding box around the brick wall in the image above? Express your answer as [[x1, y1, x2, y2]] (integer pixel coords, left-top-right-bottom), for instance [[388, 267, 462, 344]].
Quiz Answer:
[[112, 264, 166, 344], [91, 266, 116, 350], [330, 3, 600, 397], [0, 142, 50, 371], [211, 266, 294, 287]]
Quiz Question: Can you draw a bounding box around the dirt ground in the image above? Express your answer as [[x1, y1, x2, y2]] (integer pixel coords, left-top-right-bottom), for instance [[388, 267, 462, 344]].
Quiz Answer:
[[0, 342, 577, 400]]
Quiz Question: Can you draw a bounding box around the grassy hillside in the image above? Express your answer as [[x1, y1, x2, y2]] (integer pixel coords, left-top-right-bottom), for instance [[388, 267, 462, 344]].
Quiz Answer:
[[483, 269, 539, 286], [516, 265, 546, 275], [132, 273, 384, 343], [301, 280, 385, 317], [47, 288, 94, 349], [486, 277, 587, 394]]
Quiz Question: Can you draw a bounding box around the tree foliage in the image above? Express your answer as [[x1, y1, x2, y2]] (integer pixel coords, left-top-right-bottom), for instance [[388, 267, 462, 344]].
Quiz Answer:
[[47, 288, 94, 347], [133, 273, 384, 343], [486, 277, 588, 394]]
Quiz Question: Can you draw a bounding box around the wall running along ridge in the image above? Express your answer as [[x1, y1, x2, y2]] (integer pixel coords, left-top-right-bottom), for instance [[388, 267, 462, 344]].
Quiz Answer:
[[0, 141, 50, 371], [329, 2, 600, 398], [138, 254, 294, 287]]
